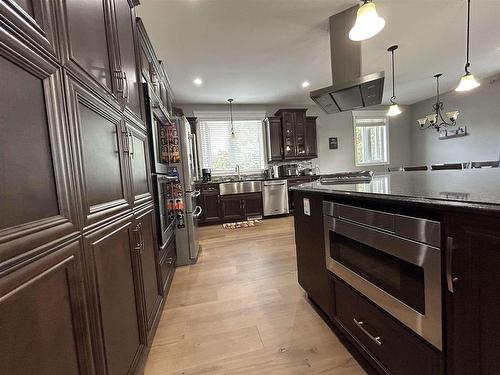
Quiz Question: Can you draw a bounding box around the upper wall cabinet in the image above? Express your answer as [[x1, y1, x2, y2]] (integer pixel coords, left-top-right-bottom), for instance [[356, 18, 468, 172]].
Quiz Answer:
[[59, 0, 143, 121], [0, 27, 78, 265], [136, 18, 174, 119], [0, 0, 59, 59], [113, 0, 143, 120], [265, 109, 318, 161], [60, 0, 115, 95]]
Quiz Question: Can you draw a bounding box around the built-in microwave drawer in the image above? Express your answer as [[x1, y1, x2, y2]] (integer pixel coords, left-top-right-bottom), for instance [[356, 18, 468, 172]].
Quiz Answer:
[[333, 277, 443, 375]]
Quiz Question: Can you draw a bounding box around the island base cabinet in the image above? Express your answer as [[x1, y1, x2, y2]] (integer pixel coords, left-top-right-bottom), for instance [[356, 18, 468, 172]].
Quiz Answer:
[[0, 240, 94, 375], [445, 214, 500, 375], [332, 276, 443, 375]]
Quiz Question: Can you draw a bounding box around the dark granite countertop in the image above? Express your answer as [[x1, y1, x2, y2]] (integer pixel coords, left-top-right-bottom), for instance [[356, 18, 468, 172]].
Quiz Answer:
[[291, 169, 500, 215], [195, 175, 319, 186]]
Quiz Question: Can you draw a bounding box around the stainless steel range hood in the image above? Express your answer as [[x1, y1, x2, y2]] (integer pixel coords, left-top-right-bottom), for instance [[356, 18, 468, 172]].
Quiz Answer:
[[310, 5, 385, 114]]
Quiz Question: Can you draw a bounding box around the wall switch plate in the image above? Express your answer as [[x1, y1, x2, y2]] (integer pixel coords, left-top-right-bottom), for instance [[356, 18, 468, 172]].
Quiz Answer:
[[303, 198, 310, 216]]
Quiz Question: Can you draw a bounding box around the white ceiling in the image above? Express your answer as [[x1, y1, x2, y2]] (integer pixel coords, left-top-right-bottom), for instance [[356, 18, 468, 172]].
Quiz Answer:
[[137, 0, 500, 106]]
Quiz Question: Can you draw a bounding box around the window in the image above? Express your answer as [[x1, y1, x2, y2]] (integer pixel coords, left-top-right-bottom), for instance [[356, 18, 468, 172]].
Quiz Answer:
[[353, 111, 390, 166], [195, 111, 266, 174]]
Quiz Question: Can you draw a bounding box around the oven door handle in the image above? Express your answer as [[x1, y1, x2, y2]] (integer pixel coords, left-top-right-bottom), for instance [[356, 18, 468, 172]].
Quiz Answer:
[[192, 206, 203, 218]]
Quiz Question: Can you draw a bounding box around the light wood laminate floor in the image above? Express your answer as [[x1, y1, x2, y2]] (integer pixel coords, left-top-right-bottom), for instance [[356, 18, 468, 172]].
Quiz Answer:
[[143, 216, 366, 375]]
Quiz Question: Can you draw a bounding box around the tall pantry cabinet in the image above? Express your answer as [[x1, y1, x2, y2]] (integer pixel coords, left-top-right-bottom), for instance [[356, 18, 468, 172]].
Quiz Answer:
[[0, 1, 166, 374]]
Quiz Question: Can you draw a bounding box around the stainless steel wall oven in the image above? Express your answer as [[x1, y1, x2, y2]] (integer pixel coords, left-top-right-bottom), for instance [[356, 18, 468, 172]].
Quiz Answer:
[[323, 201, 442, 350]]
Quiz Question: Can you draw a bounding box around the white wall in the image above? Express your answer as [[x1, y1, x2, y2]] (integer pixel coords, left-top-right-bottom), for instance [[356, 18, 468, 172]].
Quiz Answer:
[[408, 76, 500, 166], [179, 103, 413, 174]]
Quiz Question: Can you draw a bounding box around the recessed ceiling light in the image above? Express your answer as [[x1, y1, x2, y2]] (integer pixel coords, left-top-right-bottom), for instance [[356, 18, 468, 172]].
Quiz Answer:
[[193, 78, 203, 85], [302, 81, 310, 88]]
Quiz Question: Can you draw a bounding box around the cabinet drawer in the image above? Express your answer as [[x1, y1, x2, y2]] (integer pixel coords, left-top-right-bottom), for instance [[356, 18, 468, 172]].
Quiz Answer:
[[333, 277, 442, 375], [160, 237, 176, 291]]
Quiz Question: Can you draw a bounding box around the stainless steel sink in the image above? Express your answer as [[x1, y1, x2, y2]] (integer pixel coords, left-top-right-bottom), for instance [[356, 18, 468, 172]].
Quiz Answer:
[[219, 180, 262, 195]]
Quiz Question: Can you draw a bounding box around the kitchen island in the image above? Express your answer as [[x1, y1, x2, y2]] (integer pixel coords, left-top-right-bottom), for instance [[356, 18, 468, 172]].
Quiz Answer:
[[291, 169, 500, 375]]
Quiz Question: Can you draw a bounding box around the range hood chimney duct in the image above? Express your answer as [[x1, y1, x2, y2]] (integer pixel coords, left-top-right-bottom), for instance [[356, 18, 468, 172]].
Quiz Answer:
[[310, 5, 385, 113]]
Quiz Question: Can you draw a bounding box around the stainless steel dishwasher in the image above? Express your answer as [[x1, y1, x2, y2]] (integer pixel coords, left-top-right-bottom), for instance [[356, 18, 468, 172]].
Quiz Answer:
[[263, 180, 289, 216]]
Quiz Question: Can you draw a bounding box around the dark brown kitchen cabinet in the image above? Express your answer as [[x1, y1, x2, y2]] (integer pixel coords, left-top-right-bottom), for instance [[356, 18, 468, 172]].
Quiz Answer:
[[198, 189, 222, 224], [332, 276, 443, 375], [305, 116, 318, 158], [61, 0, 115, 94], [160, 235, 176, 293], [265, 117, 283, 161], [0, 240, 94, 375], [127, 119, 152, 206], [268, 109, 317, 160], [220, 193, 263, 222], [134, 205, 163, 339], [242, 193, 263, 218], [445, 213, 500, 375], [113, 0, 143, 120], [64, 73, 131, 228], [0, 27, 78, 264], [293, 190, 332, 316], [220, 195, 244, 221], [0, 0, 59, 58], [82, 215, 145, 375]]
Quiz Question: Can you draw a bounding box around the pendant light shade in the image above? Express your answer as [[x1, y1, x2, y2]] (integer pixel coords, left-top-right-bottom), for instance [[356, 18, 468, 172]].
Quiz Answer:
[[349, 1, 385, 41], [387, 104, 402, 117], [456, 72, 480, 92], [455, 0, 480, 92], [386, 45, 401, 117], [228, 98, 235, 137]]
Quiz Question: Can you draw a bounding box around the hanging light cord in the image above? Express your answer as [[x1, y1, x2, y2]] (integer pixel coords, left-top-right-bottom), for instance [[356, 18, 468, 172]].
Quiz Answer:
[[391, 49, 396, 104], [228, 99, 234, 136], [387, 45, 398, 104], [465, 0, 471, 74]]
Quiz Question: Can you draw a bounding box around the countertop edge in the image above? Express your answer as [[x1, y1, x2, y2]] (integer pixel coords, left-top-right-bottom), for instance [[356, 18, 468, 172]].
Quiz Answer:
[[290, 185, 500, 216]]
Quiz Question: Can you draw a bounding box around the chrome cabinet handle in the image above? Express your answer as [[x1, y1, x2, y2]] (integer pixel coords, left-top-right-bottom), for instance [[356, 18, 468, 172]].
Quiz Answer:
[[446, 237, 458, 293], [121, 127, 130, 154], [192, 190, 201, 198], [132, 224, 142, 253], [128, 131, 134, 158], [193, 206, 203, 218], [113, 70, 124, 97], [353, 318, 382, 346], [166, 257, 174, 265], [123, 71, 129, 103]]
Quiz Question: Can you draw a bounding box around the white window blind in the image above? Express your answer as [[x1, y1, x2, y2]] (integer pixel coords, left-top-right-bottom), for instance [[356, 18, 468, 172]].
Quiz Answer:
[[196, 112, 266, 174], [353, 111, 390, 166]]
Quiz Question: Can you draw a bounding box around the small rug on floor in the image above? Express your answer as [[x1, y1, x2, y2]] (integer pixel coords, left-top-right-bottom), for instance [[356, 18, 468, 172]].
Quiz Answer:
[[222, 220, 262, 229]]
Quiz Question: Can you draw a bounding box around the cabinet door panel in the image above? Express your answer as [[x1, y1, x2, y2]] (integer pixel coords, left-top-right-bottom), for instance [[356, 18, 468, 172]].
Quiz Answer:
[[83, 217, 144, 375], [63, 0, 113, 91], [446, 214, 500, 375], [128, 122, 151, 204], [199, 192, 220, 223], [0, 241, 94, 375], [221, 196, 243, 221], [114, 0, 142, 119], [65, 74, 130, 227], [0, 36, 77, 263], [136, 207, 162, 335], [0, 0, 58, 57], [243, 193, 263, 218], [294, 112, 306, 157], [282, 112, 295, 158], [80, 104, 124, 206], [0, 55, 58, 229]]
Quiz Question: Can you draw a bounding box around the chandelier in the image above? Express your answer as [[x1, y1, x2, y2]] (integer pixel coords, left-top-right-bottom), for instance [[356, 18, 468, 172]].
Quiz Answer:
[[416, 74, 460, 132]]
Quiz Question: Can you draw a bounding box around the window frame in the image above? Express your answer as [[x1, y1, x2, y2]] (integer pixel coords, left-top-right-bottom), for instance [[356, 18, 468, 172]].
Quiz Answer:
[[352, 110, 390, 167], [194, 111, 267, 175]]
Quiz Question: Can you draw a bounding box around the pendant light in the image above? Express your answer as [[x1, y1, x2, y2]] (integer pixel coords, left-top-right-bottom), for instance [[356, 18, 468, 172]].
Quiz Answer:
[[456, 0, 480, 92], [228, 98, 235, 137], [349, 0, 386, 41], [387, 45, 402, 117]]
